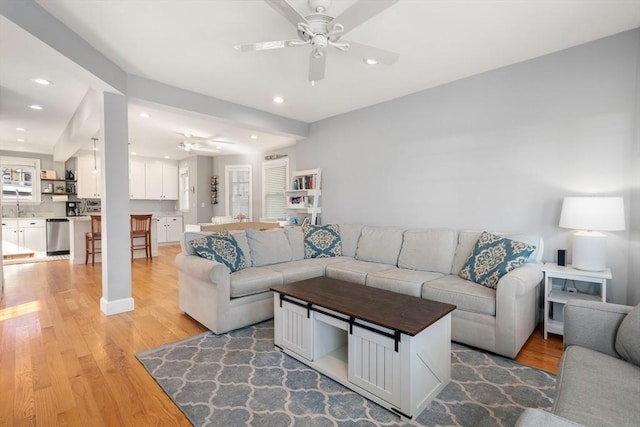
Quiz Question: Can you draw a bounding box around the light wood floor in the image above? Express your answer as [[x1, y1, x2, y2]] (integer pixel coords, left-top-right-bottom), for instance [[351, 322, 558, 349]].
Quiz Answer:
[[0, 245, 563, 425]]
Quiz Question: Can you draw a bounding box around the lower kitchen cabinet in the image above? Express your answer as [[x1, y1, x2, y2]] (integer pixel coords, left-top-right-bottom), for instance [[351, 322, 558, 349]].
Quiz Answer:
[[155, 216, 183, 243], [1, 219, 46, 253]]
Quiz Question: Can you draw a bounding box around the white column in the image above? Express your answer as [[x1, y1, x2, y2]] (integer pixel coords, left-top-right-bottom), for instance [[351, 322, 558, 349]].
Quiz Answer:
[[100, 92, 134, 315]]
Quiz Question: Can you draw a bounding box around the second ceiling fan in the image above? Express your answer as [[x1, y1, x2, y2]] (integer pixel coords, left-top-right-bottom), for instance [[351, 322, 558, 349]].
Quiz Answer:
[[236, 0, 400, 82]]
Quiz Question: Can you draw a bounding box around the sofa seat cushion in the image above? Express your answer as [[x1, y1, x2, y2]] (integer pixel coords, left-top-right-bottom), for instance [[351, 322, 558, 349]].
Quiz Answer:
[[326, 260, 396, 285], [366, 268, 444, 297], [422, 275, 496, 316], [264, 259, 326, 284], [230, 267, 283, 298], [554, 345, 640, 427]]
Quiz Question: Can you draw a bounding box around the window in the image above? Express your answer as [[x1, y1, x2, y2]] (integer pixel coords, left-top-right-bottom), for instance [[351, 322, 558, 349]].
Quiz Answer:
[[262, 158, 289, 220], [1, 156, 41, 204], [225, 165, 252, 220]]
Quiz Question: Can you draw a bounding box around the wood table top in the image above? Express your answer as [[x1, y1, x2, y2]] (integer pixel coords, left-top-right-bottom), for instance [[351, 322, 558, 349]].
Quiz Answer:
[[271, 276, 456, 336]]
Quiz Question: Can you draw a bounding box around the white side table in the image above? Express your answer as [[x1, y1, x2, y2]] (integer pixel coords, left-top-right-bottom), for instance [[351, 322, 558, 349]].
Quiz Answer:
[[542, 263, 611, 339]]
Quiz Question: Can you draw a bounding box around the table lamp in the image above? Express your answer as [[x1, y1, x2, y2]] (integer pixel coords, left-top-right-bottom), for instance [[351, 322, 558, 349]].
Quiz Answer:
[[559, 196, 625, 271]]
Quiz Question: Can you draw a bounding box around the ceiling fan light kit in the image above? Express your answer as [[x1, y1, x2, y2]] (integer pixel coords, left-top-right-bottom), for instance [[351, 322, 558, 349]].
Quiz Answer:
[[237, 0, 399, 82]]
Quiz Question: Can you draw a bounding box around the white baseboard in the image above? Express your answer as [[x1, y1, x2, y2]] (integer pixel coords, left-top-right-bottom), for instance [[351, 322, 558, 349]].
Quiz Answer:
[[100, 296, 135, 315]]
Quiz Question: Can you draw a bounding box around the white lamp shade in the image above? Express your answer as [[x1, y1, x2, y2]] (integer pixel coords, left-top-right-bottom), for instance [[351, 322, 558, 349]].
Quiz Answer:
[[559, 197, 625, 231]]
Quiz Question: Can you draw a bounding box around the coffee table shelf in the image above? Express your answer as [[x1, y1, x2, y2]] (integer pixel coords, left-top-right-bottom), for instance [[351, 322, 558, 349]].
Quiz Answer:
[[272, 277, 456, 421]]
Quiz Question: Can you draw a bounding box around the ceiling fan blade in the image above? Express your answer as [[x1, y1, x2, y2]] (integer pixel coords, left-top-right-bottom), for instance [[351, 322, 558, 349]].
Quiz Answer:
[[235, 39, 302, 52], [344, 40, 399, 65], [264, 0, 309, 27], [330, 0, 399, 36], [309, 51, 326, 82]]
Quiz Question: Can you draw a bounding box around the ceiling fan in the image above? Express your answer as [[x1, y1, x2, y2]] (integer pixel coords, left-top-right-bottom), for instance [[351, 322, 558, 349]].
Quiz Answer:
[[176, 133, 235, 153], [236, 0, 400, 82]]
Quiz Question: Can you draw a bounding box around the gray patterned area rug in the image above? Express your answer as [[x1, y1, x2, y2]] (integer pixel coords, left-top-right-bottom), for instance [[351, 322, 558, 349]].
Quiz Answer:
[[136, 321, 555, 426]]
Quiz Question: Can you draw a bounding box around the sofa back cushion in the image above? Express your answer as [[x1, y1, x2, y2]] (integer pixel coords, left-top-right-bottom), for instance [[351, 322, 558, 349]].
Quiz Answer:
[[229, 230, 252, 266], [284, 227, 305, 261], [451, 230, 543, 275], [339, 224, 363, 257], [355, 226, 404, 265], [615, 304, 640, 367], [246, 228, 293, 267], [398, 229, 458, 274]]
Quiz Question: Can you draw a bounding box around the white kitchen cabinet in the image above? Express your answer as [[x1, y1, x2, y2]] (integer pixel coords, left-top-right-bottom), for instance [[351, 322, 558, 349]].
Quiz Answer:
[[1, 218, 45, 253], [129, 157, 146, 199], [76, 154, 101, 199], [145, 161, 178, 200], [155, 216, 183, 243]]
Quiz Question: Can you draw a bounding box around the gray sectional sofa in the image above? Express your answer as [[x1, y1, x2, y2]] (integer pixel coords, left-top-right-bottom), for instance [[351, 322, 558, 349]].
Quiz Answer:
[[175, 225, 544, 358], [517, 300, 640, 427]]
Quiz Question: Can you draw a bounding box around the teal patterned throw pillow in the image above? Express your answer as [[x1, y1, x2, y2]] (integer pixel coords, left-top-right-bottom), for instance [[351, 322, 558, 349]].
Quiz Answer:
[[459, 232, 536, 289], [303, 224, 343, 258], [191, 234, 247, 272]]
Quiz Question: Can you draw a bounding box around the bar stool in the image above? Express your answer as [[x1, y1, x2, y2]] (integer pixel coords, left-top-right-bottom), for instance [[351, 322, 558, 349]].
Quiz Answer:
[[85, 215, 102, 265], [131, 214, 152, 260]]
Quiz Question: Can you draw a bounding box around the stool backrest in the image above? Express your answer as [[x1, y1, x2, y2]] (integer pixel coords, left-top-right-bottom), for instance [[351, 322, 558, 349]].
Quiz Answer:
[[90, 215, 101, 234], [131, 214, 152, 232]]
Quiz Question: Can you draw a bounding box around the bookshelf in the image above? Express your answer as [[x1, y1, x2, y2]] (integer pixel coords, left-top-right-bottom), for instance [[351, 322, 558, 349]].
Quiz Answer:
[[285, 168, 321, 225]]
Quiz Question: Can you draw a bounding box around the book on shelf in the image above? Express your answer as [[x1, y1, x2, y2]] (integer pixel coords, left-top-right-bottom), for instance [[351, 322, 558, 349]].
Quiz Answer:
[[292, 174, 316, 190]]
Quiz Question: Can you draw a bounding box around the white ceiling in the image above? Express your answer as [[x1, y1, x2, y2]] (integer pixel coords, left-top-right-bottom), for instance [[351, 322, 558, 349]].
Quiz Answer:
[[2, 0, 640, 160]]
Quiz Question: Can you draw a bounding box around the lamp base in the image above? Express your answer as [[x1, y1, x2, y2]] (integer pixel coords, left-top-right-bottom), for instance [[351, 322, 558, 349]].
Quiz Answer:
[[572, 231, 607, 271]]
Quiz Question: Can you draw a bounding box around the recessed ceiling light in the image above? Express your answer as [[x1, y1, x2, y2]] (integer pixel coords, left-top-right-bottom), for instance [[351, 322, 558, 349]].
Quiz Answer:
[[364, 58, 378, 65], [131, 152, 137, 155], [28, 104, 43, 110], [16, 127, 26, 132], [273, 96, 284, 104], [250, 135, 258, 139], [17, 138, 25, 142], [139, 112, 149, 118], [164, 155, 170, 159], [32, 78, 52, 85], [216, 146, 223, 150]]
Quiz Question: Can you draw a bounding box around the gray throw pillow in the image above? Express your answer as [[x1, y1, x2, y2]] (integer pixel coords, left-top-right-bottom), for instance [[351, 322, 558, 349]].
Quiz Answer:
[[615, 304, 640, 366]]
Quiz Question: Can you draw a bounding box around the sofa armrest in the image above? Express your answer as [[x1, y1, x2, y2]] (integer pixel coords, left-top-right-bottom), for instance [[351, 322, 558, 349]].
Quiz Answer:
[[515, 409, 583, 427], [174, 253, 230, 284], [494, 263, 543, 358], [497, 263, 543, 298], [564, 300, 632, 357]]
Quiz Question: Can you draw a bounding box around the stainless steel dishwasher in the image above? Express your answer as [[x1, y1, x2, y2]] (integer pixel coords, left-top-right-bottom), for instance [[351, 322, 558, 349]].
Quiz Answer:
[[46, 218, 70, 255]]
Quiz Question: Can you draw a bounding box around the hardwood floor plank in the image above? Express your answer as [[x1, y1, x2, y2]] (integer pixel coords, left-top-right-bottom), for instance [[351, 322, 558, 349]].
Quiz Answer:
[[0, 244, 564, 425]]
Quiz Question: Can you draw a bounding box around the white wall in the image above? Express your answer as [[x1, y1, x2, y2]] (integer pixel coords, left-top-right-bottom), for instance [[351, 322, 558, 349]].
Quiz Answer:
[[296, 29, 640, 305], [212, 147, 297, 221]]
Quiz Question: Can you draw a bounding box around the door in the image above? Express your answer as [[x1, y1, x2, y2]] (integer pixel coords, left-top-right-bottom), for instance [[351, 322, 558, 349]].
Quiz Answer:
[[129, 158, 146, 199], [21, 220, 46, 252], [77, 155, 101, 198], [348, 325, 402, 407], [164, 217, 182, 242], [274, 298, 313, 361], [1, 221, 18, 253], [145, 162, 163, 200], [162, 163, 179, 199]]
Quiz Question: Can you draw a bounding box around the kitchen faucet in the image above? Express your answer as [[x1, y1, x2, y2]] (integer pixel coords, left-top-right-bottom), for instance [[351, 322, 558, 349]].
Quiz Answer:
[[15, 189, 22, 218]]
